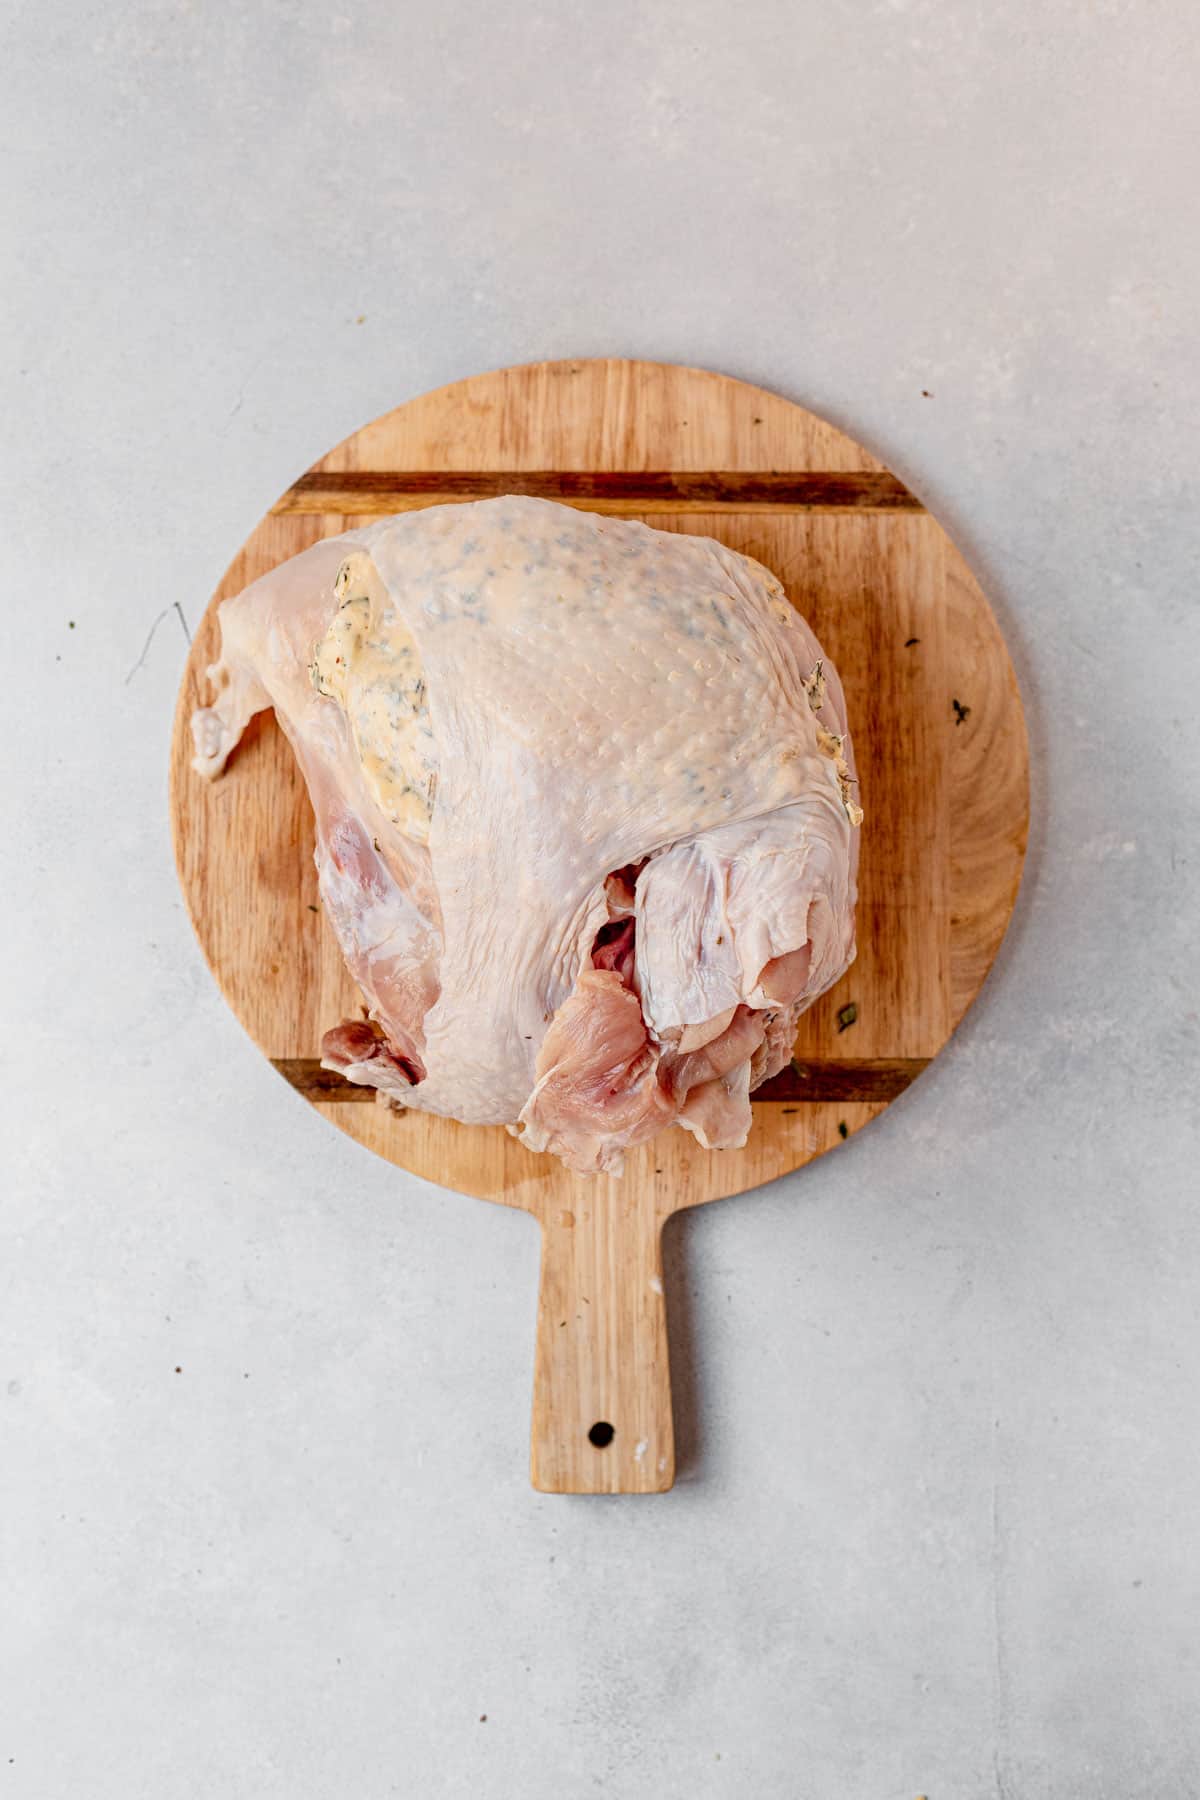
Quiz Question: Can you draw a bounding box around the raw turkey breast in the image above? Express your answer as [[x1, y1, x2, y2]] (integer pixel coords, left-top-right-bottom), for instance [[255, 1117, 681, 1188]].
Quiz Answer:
[[192, 497, 861, 1174]]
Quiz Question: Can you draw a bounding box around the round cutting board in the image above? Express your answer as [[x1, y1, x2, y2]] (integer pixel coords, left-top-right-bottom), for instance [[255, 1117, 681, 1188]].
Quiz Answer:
[[170, 359, 1028, 1493]]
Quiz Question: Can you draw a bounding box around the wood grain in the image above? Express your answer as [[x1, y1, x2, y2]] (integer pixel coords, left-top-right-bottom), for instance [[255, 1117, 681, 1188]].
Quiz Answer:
[[170, 359, 1028, 1493]]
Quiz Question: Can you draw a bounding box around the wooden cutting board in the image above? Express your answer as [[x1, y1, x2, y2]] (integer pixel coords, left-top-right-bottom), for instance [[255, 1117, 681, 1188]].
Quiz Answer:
[[170, 359, 1028, 1494]]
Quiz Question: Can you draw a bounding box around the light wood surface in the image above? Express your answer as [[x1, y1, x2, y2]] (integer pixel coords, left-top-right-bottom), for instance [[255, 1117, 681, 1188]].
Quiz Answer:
[[170, 359, 1028, 1494]]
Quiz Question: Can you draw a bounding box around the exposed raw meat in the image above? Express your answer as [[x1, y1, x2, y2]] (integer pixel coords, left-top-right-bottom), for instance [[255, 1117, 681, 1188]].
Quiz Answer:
[[193, 497, 860, 1174]]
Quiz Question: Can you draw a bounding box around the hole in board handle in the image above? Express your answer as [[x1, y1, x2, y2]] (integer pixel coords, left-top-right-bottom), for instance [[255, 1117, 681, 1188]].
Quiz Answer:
[[588, 1421, 615, 1448]]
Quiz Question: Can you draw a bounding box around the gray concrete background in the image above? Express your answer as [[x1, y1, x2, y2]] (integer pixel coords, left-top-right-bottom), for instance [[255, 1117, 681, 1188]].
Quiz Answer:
[[2, 3, 1198, 1796]]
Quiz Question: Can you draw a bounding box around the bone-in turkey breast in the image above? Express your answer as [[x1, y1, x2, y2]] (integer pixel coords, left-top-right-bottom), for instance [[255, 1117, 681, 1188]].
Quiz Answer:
[[192, 497, 860, 1174]]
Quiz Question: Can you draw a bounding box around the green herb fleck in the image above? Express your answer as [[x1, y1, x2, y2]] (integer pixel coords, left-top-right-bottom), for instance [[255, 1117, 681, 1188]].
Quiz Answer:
[[952, 698, 971, 726], [307, 904, 319, 914], [837, 1120, 849, 1140], [837, 1002, 858, 1033]]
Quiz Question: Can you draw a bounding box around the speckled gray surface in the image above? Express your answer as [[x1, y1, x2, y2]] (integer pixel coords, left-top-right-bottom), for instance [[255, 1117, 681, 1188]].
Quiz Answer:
[[2, 3, 1198, 1796]]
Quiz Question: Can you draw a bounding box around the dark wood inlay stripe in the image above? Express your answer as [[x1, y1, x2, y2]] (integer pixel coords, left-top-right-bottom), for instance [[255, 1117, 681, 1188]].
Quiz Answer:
[[751, 1058, 929, 1102], [273, 469, 922, 517], [272, 1056, 929, 1107]]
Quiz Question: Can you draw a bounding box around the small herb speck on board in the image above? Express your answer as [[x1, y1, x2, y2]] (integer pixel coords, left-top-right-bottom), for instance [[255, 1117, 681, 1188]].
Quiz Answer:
[[837, 1002, 858, 1032], [952, 698, 971, 726], [838, 1121, 849, 1139], [68, 620, 76, 630], [307, 904, 319, 914], [905, 636, 920, 647]]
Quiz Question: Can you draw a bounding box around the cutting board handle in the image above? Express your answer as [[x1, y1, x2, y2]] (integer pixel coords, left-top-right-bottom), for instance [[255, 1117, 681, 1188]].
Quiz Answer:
[[530, 1188, 674, 1493]]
